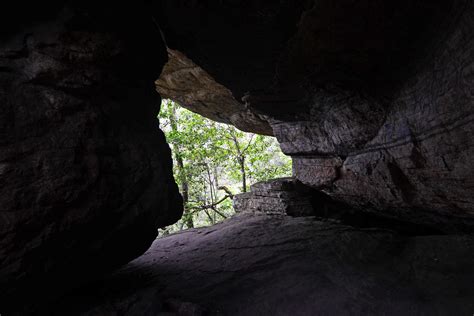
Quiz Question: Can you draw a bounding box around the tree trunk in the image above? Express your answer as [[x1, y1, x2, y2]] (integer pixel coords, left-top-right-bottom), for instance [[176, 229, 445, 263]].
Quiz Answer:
[[240, 157, 247, 193], [229, 129, 248, 193], [169, 102, 193, 229]]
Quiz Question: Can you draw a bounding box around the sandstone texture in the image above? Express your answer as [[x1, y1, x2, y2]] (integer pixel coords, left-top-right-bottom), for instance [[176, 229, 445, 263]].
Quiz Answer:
[[46, 213, 474, 315], [233, 178, 315, 216], [0, 3, 182, 310], [156, 0, 474, 231], [156, 49, 272, 135]]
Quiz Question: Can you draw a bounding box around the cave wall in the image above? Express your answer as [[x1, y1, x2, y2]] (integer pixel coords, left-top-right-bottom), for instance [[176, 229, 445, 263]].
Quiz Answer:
[[0, 2, 182, 310], [275, 1, 474, 230], [156, 0, 474, 232], [1, 0, 473, 312]]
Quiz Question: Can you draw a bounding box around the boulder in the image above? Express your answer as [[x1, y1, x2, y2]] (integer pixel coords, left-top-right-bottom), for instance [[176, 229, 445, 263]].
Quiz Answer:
[[233, 178, 316, 216]]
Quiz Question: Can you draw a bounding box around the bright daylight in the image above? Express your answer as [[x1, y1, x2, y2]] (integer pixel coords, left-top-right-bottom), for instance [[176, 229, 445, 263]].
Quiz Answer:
[[158, 99, 291, 233]]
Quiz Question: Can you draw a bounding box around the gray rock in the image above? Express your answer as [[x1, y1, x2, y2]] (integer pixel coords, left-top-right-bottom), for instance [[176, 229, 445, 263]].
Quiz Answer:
[[233, 178, 315, 216], [156, 49, 272, 135], [45, 214, 474, 315], [0, 3, 182, 310]]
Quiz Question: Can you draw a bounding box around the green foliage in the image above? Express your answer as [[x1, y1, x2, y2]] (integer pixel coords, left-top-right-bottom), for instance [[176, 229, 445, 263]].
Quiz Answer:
[[158, 99, 292, 234]]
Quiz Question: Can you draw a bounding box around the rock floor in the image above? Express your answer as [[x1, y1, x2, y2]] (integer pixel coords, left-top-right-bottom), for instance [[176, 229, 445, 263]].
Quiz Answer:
[[46, 214, 474, 316]]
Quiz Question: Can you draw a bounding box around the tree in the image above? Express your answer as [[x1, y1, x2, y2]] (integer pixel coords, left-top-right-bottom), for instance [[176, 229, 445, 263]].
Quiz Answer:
[[167, 103, 193, 228], [158, 99, 291, 233]]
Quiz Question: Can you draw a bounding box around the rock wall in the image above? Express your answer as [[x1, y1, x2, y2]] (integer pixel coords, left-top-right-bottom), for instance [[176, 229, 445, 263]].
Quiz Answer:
[[233, 178, 315, 216], [156, 0, 474, 232], [274, 0, 474, 231], [0, 3, 182, 311]]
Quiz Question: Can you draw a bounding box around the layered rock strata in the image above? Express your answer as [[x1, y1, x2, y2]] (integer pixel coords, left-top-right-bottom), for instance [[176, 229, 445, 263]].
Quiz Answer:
[[233, 178, 315, 216]]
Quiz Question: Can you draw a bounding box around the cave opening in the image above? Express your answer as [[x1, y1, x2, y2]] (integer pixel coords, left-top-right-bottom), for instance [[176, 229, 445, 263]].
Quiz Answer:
[[1, 1, 474, 314], [157, 99, 292, 234]]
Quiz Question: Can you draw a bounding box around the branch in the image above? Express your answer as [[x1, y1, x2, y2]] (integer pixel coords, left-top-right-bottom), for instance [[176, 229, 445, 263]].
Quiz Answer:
[[160, 121, 170, 128], [241, 134, 255, 154], [203, 208, 214, 223], [200, 195, 231, 210], [188, 195, 232, 214], [211, 206, 228, 219], [217, 186, 234, 199]]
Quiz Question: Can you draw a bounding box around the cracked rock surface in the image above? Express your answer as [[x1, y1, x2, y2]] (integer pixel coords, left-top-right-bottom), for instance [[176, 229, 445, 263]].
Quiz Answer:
[[48, 213, 474, 315]]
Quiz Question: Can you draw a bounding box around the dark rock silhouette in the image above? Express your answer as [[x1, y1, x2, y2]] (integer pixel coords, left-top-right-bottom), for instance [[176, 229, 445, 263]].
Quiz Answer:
[[0, 3, 182, 311]]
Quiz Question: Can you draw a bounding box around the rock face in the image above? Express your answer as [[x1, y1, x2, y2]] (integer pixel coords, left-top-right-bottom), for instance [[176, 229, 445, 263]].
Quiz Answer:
[[156, 0, 474, 231], [233, 178, 315, 216], [45, 213, 474, 315], [156, 49, 272, 135], [233, 178, 446, 235], [0, 3, 182, 311]]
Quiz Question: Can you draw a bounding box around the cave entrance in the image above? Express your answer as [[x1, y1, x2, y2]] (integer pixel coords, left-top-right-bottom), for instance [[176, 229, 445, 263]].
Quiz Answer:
[[158, 99, 291, 234]]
